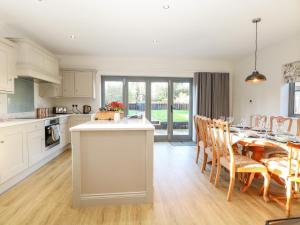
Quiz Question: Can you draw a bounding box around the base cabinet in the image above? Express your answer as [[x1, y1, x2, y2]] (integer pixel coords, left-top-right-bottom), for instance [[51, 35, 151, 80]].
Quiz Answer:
[[0, 127, 27, 184], [27, 128, 45, 167]]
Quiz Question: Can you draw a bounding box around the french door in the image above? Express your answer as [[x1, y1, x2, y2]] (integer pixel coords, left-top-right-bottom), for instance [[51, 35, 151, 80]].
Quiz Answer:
[[101, 76, 193, 141]]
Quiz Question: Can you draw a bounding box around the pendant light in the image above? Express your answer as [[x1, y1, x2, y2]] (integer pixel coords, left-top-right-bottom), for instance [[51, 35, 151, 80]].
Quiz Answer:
[[245, 18, 267, 83]]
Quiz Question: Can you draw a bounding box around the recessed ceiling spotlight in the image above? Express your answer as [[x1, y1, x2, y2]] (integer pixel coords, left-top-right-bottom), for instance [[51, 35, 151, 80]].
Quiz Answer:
[[163, 4, 170, 9], [153, 40, 158, 44], [70, 34, 76, 40]]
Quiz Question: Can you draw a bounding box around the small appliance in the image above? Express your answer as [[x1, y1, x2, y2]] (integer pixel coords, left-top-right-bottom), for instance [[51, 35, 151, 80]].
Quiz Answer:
[[83, 105, 92, 114], [53, 106, 67, 114]]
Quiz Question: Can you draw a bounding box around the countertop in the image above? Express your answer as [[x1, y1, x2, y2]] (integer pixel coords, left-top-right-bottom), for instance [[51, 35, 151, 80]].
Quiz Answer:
[[0, 114, 93, 128], [70, 118, 155, 131]]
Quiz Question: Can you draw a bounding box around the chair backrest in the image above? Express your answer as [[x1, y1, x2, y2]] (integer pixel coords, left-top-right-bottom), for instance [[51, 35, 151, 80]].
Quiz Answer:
[[297, 119, 300, 136], [287, 142, 300, 179], [201, 117, 213, 148], [270, 116, 293, 133], [250, 114, 267, 128], [212, 119, 235, 165], [194, 115, 201, 142]]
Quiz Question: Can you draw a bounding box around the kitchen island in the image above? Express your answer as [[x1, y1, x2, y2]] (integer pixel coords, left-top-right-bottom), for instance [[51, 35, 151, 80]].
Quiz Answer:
[[70, 118, 154, 207]]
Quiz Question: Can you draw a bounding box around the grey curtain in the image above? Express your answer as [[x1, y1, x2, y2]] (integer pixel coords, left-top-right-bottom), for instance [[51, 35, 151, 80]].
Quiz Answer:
[[194, 72, 229, 119]]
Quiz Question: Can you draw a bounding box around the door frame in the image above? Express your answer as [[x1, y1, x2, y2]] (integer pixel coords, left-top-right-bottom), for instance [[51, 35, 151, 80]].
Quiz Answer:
[[101, 76, 193, 141]]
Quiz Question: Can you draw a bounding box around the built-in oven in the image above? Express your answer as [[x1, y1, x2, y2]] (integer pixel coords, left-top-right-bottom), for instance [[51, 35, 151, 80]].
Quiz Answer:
[[45, 118, 60, 150]]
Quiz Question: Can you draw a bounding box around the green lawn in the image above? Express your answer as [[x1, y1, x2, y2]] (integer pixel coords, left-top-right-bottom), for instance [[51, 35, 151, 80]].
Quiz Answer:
[[128, 109, 188, 122]]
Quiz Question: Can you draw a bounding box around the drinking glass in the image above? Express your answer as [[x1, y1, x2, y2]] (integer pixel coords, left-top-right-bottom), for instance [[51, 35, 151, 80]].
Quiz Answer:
[[227, 116, 234, 125]]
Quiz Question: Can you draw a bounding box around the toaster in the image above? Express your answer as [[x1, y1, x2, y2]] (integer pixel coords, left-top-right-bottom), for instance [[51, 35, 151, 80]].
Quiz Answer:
[[53, 106, 67, 114]]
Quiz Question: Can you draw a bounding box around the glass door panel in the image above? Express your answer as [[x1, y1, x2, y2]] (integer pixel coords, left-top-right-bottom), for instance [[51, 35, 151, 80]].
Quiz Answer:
[[172, 82, 190, 136], [151, 82, 168, 136], [127, 82, 146, 116], [104, 81, 123, 104]]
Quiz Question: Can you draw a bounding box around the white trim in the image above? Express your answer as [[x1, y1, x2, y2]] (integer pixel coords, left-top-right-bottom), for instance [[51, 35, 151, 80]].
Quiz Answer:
[[79, 191, 149, 206]]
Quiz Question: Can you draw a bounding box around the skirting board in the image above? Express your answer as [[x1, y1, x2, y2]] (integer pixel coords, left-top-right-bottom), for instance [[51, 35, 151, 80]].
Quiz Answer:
[[0, 144, 70, 195], [78, 191, 153, 207]]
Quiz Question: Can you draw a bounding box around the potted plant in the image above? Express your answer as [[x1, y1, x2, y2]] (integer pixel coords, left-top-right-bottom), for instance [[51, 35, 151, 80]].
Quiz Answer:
[[96, 101, 125, 120]]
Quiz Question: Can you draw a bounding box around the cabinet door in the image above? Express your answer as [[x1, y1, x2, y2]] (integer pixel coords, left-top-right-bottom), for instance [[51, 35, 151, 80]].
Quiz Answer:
[[74, 71, 93, 97], [27, 129, 45, 166], [62, 71, 75, 97], [0, 129, 27, 184], [60, 121, 70, 147], [0, 41, 14, 92]]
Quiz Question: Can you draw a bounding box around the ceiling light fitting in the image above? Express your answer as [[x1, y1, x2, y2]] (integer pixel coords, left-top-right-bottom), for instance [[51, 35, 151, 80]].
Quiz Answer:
[[245, 18, 267, 83]]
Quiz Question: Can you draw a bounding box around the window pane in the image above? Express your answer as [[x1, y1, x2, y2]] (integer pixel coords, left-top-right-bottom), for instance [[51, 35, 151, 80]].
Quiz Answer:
[[295, 82, 300, 114], [173, 82, 190, 135], [128, 82, 146, 116], [151, 82, 168, 136], [104, 81, 123, 104]]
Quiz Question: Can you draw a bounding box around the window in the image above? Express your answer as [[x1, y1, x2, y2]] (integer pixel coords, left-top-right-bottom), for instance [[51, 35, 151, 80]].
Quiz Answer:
[[103, 80, 123, 104], [289, 82, 300, 116]]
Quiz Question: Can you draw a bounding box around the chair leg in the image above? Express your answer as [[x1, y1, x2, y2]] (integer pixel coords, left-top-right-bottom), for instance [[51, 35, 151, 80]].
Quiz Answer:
[[286, 180, 292, 217], [227, 172, 235, 201], [215, 156, 221, 187], [241, 172, 255, 193], [209, 154, 216, 183], [196, 145, 200, 164], [261, 172, 270, 202], [201, 152, 208, 173]]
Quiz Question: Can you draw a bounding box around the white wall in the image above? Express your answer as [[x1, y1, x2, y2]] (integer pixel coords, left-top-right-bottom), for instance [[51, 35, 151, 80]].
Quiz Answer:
[[54, 56, 234, 113], [233, 34, 300, 124]]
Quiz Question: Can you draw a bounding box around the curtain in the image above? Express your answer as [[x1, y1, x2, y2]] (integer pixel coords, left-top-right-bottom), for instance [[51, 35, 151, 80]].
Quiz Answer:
[[194, 72, 229, 119], [283, 61, 300, 83]]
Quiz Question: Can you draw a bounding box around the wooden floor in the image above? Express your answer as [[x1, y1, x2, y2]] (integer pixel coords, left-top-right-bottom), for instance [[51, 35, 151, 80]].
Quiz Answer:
[[0, 142, 297, 225]]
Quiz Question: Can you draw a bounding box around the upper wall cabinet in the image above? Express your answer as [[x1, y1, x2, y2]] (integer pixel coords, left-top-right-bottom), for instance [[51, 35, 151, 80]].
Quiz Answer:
[[62, 69, 96, 98], [0, 38, 17, 93], [8, 38, 60, 84]]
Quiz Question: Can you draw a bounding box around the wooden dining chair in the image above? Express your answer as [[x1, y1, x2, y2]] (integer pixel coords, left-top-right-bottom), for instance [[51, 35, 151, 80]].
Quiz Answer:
[[200, 117, 217, 183], [194, 115, 205, 164], [213, 119, 270, 201], [262, 142, 300, 216], [270, 116, 293, 133], [250, 114, 267, 128]]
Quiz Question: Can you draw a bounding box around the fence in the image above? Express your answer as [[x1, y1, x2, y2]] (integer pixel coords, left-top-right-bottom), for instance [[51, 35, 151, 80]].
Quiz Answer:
[[128, 103, 189, 110]]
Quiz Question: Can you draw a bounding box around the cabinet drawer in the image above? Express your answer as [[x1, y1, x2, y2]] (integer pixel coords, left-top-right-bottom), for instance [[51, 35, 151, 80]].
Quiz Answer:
[[24, 121, 44, 132]]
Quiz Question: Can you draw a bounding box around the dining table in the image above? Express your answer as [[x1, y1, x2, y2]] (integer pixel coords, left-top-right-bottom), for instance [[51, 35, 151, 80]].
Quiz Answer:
[[230, 126, 300, 188]]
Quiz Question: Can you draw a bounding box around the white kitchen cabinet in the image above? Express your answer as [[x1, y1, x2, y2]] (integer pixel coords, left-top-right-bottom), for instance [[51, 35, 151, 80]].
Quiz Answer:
[[27, 124, 45, 167], [62, 71, 75, 97], [0, 127, 27, 184], [74, 71, 94, 97], [0, 38, 16, 93], [60, 117, 70, 147], [39, 82, 62, 98], [62, 69, 96, 98], [8, 38, 60, 84], [69, 115, 91, 128]]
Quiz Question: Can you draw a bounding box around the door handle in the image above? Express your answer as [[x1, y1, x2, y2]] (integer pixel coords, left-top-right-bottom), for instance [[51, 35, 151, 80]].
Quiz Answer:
[[170, 105, 173, 113]]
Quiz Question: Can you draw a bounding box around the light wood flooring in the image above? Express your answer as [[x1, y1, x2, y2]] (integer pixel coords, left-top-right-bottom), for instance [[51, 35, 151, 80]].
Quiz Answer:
[[0, 142, 297, 225]]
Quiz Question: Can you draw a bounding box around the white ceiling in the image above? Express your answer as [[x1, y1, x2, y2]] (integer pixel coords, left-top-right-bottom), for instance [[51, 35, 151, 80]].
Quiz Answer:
[[0, 0, 299, 60]]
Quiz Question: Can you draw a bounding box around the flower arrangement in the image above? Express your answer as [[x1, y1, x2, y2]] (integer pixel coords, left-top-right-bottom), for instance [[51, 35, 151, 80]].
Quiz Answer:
[[100, 101, 125, 112]]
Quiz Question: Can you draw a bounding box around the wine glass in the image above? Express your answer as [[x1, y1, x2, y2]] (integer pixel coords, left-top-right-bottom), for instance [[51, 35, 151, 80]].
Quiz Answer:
[[219, 116, 225, 121], [240, 118, 247, 129], [227, 116, 234, 125]]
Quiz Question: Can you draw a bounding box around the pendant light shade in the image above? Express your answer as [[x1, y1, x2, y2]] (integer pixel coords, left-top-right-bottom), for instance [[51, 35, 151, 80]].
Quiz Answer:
[[245, 18, 267, 83]]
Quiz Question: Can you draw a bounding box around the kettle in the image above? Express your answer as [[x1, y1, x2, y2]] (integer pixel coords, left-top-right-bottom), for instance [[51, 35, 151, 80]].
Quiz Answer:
[[83, 105, 92, 114]]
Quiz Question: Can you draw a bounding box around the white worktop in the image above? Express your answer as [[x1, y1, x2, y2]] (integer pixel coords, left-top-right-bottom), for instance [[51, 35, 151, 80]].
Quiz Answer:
[[70, 118, 155, 131], [0, 114, 92, 128]]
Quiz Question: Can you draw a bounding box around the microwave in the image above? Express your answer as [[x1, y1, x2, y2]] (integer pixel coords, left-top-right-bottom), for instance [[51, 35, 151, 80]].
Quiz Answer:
[[53, 106, 67, 114]]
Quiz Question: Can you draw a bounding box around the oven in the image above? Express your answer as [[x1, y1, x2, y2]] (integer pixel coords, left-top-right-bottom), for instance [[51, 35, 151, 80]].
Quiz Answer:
[[45, 118, 60, 150]]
